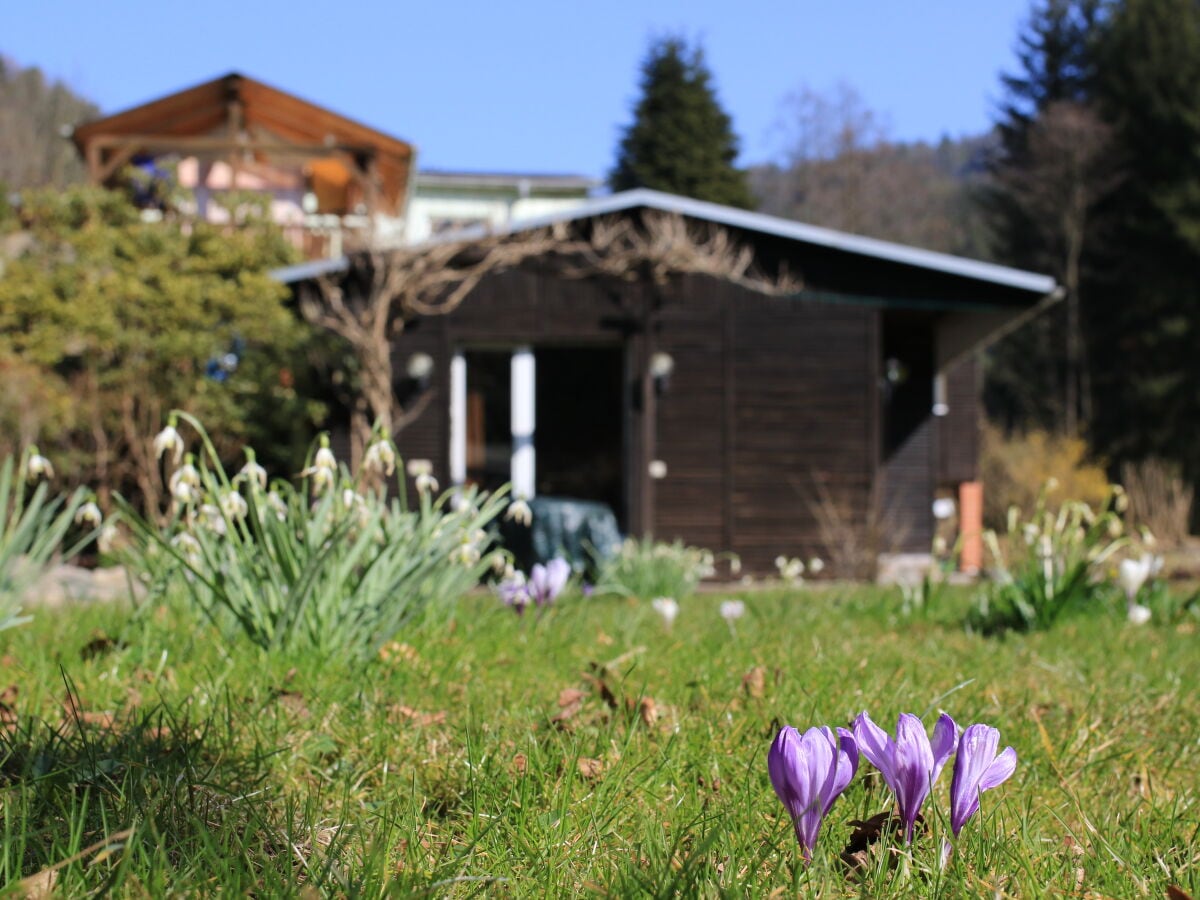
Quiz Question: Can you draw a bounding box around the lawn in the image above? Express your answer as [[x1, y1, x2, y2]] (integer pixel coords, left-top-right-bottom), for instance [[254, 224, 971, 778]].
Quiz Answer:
[[1, 584, 1197, 897]]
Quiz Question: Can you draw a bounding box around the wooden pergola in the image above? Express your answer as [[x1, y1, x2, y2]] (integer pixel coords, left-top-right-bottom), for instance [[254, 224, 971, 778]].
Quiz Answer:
[[71, 72, 416, 216]]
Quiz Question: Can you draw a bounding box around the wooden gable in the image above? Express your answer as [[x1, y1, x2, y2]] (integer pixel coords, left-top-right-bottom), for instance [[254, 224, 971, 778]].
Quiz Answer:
[[71, 72, 415, 215]]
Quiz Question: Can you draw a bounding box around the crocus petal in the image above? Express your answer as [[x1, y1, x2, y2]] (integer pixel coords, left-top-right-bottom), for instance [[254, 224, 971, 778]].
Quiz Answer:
[[979, 746, 1018, 792], [950, 724, 1017, 837], [544, 557, 571, 599], [768, 726, 802, 817], [852, 711, 896, 786], [930, 712, 960, 785], [825, 727, 859, 815], [893, 713, 935, 842]]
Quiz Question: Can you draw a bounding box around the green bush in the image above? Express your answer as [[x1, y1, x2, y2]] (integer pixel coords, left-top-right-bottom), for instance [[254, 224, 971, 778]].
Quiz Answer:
[[592, 536, 716, 601], [0, 451, 88, 630], [122, 415, 508, 661], [968, 486, 1126, 633]]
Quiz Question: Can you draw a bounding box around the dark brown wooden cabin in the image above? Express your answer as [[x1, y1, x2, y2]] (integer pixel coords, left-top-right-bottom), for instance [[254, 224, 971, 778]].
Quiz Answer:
[[278, 190, 1057, 575]]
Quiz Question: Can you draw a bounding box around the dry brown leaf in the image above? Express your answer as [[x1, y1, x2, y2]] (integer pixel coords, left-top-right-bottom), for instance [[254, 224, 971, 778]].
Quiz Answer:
[[80, 633, 126, 660], [17, 866, 56, 899], [558, 688, 586, 708], [742, 666, 766, 699], [638, 697, 658, 727], [387, 705, 446, 727], [273, 689, 310, 718], [1167, 887, 1195, 900], [1, 684, 17, 731], [577, 757, 604, 780], [512, 753, 527, 775]]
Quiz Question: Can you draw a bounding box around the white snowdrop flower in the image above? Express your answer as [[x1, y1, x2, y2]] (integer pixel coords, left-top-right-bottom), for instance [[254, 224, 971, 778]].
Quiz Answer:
[[343, 488, 359, 509], [1127, 603, 1152, 626], [171, 531, 202, 565], [415, 472, 439, 495], [363, 440, 397, 478], [453, 541, 480, 566], [219, 490, 248, 521], [505, 498, 533, 526], [236, 457, 267, 490], [75, 501, 103, 528], [153, 424, 184, 466], [199, 504, 227, 536], [652, 596, 679, 630], [97, 521, 120, 554], [490, 554, 509, 575], [264, 491, 288, 522], [314, 446, 336, 471], [808, 557, 825, 574], [169, 463, 200, 504], [729, 556, 742, 575], [719, 599, 745, 622], [24, 451, 53, 481]]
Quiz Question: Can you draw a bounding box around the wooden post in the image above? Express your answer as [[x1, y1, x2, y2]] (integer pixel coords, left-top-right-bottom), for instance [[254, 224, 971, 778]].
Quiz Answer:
[[959, 481, 983, 574]]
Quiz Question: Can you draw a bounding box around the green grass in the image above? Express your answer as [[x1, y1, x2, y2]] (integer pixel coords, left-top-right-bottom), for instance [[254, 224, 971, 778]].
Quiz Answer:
[[1, 585, 1197, 896]]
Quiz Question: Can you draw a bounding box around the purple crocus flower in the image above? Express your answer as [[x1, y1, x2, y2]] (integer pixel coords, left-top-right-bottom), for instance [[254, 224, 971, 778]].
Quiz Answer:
[[853, 711, 958, 843], [768, 725, 859, 862], [950, 724, 1017, 837], [528, 557, 571, 607], [496, 571, 531, 615]]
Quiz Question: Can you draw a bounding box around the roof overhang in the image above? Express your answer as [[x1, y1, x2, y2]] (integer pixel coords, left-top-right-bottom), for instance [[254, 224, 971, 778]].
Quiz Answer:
[[272, 188, 1058, 319]]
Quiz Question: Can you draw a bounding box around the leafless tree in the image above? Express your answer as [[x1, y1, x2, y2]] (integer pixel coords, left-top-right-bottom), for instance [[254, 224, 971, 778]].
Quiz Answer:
[[299, 211, 800, 456], [994, 101, 1121, 437], [754, 82, 991, 257]]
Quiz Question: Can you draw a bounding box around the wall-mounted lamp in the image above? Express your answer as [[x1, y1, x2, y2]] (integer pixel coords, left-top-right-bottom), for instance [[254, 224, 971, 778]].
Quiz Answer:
[[406, 352, 435, 390], [650, 351, 675, 395], [884, 357, 909, 387], [397, 352, 435, 405]]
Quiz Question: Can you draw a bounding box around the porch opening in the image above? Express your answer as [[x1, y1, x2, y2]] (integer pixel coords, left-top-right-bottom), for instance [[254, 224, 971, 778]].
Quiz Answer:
[[535, 347, 626, 528], [460, 345, 626, 527]]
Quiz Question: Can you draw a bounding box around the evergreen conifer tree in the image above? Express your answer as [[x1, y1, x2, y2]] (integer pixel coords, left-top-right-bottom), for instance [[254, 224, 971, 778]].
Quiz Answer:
[[609, 37, 754, 209]]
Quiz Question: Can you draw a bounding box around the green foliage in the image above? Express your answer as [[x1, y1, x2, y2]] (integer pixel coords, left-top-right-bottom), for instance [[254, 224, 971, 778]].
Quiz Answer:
[[592, 536, 716, 600], [1086, 0, 1200, 501], [609, 36, 755, 209], [0, 186, 322, 501], [984, 0, 1200, 517], [968, 486, 1126, 633], [121, 415, 509, 662], [0, 453, 88, 630]]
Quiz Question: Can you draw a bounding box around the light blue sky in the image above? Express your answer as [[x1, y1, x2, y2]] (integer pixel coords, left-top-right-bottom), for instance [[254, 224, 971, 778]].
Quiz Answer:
[[2, 0, 1033, 179]]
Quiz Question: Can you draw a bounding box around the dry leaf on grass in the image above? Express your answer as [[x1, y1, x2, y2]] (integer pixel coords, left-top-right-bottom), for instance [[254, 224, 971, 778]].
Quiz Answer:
[[511, 753, 528, 775], [742, 666, 766, 698], [79, 632, 127, 660], [840, 810, 919, 875], [577, 757, 604, 780], [387, 705, 447, 727], [271, 689, 310, 719]]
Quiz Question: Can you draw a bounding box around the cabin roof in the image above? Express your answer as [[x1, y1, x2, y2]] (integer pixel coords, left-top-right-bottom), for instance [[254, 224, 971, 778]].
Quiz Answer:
[[272, 187, 1057, 300]]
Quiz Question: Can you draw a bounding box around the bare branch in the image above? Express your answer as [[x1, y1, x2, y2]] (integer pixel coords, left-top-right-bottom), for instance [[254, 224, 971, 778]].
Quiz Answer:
[[300, 210, 801, 450]]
